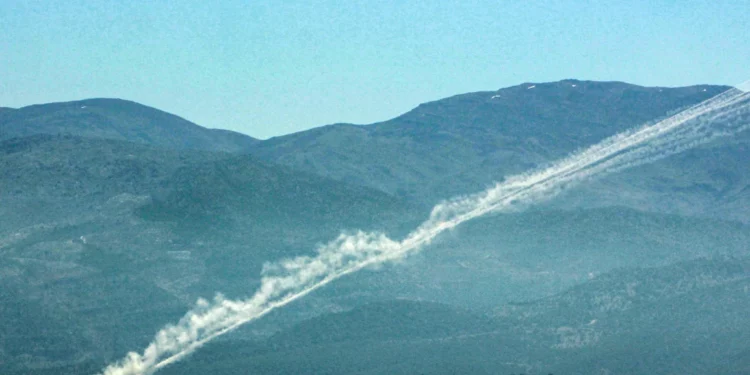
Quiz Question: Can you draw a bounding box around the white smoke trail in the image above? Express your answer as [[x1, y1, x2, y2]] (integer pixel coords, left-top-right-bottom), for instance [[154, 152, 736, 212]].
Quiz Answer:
[[101, 87, 750, 375]]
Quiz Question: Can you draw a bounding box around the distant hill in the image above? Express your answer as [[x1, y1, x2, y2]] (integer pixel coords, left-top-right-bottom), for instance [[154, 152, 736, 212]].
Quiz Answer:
[[265, 300, 500, 349], [0, 134, 218, 231], [6, 84, 748, 221], [154, 257, 750, 375], [248, 80, 730, 204], [526, 257, 750, 375], [0, 134, 417, 371], [5, 81, 750, 375], [322, 206, 750, 309], [158, 299, 526, 375], [0, 98, 258, 152], [561, 130, 750, 222]]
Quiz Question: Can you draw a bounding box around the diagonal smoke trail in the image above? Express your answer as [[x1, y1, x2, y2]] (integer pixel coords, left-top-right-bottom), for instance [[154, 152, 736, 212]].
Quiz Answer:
[[101, 86, 750, 375]]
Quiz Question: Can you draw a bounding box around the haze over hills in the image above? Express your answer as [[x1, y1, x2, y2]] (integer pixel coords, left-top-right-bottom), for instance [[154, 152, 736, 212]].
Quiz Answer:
[[562, 132, 750, 222], [249, 81, 729, 201], [329, 207, 750, 308], [0, 99, 258, 152], [0, 134, 417, 372], [154, 257, 750, 375], [247, 80, 750, 223], [6, 81, 746, 223], [3, 79, 750, 375]]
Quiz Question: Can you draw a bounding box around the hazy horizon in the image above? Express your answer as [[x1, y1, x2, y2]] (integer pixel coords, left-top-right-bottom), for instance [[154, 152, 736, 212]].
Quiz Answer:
[[2, 0, 748, 139], [2, 78, 736, 140]]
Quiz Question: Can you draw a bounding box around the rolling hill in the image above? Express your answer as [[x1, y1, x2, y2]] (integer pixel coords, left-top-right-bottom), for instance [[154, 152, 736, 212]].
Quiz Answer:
[[4, 79, 750, 374], [0, 134, 417, 371], [154, 257, 750, 375], [0, 98, 258, 152], [248, 80, 731, 204]]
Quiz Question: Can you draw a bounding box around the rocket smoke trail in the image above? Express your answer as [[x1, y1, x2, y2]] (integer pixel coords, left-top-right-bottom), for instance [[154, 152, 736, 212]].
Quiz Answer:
[[101, 84, 750, 375]]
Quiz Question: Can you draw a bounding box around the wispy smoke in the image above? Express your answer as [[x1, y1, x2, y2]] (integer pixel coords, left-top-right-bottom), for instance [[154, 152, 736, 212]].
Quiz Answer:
[[101, 87, 750, 375]]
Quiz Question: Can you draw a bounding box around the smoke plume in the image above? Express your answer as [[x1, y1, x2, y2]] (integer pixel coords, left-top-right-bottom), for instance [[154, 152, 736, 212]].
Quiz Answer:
[[101, 86, 750, 375]]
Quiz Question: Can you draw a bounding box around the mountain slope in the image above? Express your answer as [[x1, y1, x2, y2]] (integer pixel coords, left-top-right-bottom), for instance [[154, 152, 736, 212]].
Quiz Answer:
[[0, 98, 258, 152], [561, 131, 750, 222], [249, 80, 729, 204], [6, 133, 747, 372], [525, 257, 750, 374], [320, 207, 750, 309], [154, 257, 750, 375], [0, 134, 418, 371], [5, 81, 750, 374]]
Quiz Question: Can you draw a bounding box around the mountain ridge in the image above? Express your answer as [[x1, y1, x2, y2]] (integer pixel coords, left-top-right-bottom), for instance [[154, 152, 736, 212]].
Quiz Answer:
[[248, 80, 737, 210], [4, 79, 750, 374], [152, 256, 750, 375], [0, 98, 259, 152]]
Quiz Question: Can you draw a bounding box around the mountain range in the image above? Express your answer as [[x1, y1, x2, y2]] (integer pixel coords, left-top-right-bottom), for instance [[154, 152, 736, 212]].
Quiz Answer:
[[2, 80, 749, 374], [248, 80, 740, 211]]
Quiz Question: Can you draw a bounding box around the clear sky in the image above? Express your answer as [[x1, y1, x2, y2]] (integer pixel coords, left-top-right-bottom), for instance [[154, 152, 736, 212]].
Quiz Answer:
[[1, 0, 747, 139]]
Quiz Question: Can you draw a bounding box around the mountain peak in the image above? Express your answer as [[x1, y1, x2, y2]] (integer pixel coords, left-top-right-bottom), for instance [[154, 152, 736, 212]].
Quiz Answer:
[[501, 79, 727, 92], [1, 98, 258, 152], [249, 79, 740, 205], [386, 80, 729, 130]]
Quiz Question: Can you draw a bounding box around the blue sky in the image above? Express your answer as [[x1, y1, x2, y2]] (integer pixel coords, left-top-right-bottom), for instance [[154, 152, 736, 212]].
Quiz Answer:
[[1, 0, 748, 139]]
